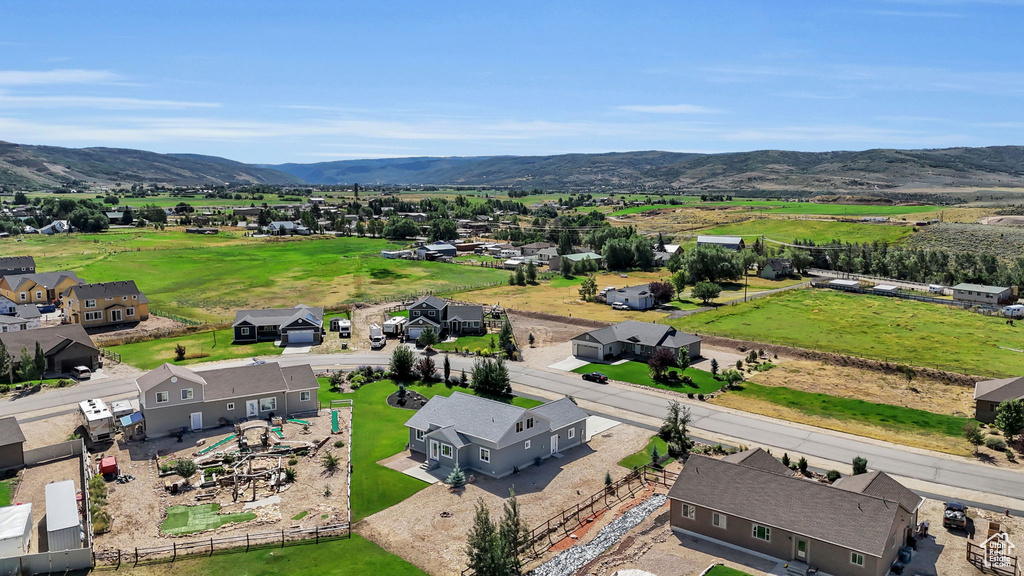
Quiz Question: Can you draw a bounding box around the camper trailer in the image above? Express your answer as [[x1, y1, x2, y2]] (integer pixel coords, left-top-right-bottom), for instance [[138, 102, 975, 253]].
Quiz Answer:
[[1004, 304, 1024, 319], [78, 398, 114, 443], [369, 324, 386, 349], [330, 317, 351, 337], [383, 316, 408, 337]]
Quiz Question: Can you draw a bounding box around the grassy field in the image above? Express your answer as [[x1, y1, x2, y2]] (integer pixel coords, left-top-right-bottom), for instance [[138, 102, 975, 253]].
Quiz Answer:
[[610, 204, 681, 216], [110, 329, 282, 369], [618, 436, 671, 469], [161, 504, 257, 535], [674, 289, 1024, 377], [703, 200, 942, 217], [113, 533, 428, 576], [318, 378, 540, 521], [6, 233, 508, 323], [700, 219, 914, 245], [572, 361, 724, 395]]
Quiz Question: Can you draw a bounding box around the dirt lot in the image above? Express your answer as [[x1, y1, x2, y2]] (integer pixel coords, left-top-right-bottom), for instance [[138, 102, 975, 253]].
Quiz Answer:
[[10, 456, 83, 553], [358, 422, 651, 576], [89, 315, 185, 346], [90, 409, 350, 554]]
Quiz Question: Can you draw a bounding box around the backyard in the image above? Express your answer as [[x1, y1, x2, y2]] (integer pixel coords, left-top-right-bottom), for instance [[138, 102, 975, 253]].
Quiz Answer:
[[161, 504, 257, 536], [572, 361, 725, 395], [109, 328, 283, 369], [673, 288, 1024, 377]]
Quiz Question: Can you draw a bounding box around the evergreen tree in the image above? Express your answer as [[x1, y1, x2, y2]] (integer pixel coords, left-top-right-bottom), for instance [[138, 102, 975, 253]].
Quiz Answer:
[[443, 354, 451, 382], [498, 321, 515, 357], [852, 456, 868, 475], [557, 229, 573, 256], [710, 358, 719, 378], [560, 258, 575, 279], [514, 266, 526, 286], [446, 464, 466, 487], [525, 261, 538, 284], [466, 499, 503, 576], [499, 489, 529, 575], [33, 342, 46, 381], [0, 340, 9, 385]]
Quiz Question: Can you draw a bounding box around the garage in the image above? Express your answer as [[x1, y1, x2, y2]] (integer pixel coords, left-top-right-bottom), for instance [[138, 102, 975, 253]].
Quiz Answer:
[[573, 343, 602, 360], [286, 330, 314, 344]]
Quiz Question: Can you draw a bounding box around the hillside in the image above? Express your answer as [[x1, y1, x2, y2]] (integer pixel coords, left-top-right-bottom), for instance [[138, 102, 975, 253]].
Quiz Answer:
[[0, 142, 302, 189], [265, 146, 1024, 191]]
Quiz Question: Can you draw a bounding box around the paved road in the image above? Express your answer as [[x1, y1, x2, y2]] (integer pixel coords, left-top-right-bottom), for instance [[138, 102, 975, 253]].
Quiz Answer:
[[5, 351, 1022, 500]]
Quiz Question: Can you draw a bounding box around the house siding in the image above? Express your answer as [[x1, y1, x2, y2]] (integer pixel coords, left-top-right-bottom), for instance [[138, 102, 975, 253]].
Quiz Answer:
[[975, 400, 1001, 424], [0, 442, 25, 472], [50, 342, 100, 373], [953, 287, 1013, 305], [143, 390, 295, 438], [63, 291, 149, 328]]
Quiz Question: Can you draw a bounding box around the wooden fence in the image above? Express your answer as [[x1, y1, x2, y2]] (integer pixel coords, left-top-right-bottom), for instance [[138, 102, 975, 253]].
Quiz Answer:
[[967, 540, 1020, 576]]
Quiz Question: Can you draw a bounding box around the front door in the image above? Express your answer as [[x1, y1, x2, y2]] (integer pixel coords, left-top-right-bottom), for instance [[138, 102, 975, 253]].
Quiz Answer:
[[550, 434, 559, 455], [246, 400, 258, 417], [429, 440, 440, 461], [190, 412, 203, 431], [796, 538, 807, 561]]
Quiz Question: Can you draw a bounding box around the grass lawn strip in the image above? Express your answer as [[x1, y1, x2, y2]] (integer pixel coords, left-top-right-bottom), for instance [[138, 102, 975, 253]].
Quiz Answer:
[[0, 479, 12, 507], [433, 335, 496, 354], [705, 566, 754, 576], [572, 361, 724, 395], [160, 504, 257, 535], [618, 436, 672, 470], [673, 288, 1024, 377], [110, 329, 282, 370]]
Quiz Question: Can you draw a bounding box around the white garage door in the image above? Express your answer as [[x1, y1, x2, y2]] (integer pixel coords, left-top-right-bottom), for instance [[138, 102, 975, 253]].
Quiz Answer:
[[575, 344, 601, 359], [406, 327, 422, 339], [288, 330, 314, 344]]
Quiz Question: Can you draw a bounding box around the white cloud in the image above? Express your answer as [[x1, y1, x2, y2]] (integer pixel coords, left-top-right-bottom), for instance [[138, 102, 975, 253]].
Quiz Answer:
[[0, 69, 121, 86], [0, 94, 220, 110], [618, 104, 720, 114]]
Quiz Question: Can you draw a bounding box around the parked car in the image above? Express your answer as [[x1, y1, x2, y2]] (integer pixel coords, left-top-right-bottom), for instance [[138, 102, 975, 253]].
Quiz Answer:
[[582, 372, 608, 383], [942, 502, 968, 530], [70, 366, 92, 380], [611, 302, 630, 310]]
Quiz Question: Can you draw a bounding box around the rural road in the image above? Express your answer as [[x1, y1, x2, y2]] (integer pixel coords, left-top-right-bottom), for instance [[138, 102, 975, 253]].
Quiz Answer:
[[4, 351, 1022, 501]]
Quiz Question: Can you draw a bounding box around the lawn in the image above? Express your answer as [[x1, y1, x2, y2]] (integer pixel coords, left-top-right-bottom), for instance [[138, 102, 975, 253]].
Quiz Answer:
[[573, 361, 725, 395], [115, 533, 428, 576], [318, 378, 540, 521], [705, 566, 754, 576], [433, 335, 496, 354], [161, 504, 257, 535], [0, 479, 12, 507], [700, 219, 914, 245], [610, 204, 681, 216], [618, 435, 671, 470], [673, 288, 1024, 377], [8, 233, 509, 323], [110, 329, 282, 369]]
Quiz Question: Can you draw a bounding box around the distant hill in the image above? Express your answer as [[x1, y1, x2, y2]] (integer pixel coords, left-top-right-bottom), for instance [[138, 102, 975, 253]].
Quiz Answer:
[[265, 146, 1024, 191], [0, 142, 302, 189]]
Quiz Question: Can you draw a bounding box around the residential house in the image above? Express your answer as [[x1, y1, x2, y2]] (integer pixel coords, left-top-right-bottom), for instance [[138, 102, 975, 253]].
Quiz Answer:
[[973, 376, 1024, 423], [0, 271, 83, 305], [519, 242, 555, 256], [232, 304, 324, 346], [759, 258, 794, 280], [0, 256, 35, 277], [662, 244, 682, 254], [549, 252, 602, 272], [136, 362, 319, 438], [415, 242, 458, 260], [952, 283, 1015, 305], [571, 321, 701, 362], [62, 281, 149, 328], [0, 324, 100, 374], [697, 235, 745, 251], [536, 247, 559, 263], [233, 207, 262, 218], [38, 220, 70, 235], [0, 417, 25, 472], [669, 449, 922, 576], [0, 295, 18, 315], [267, 221, 297, 235], [405, 296, 485, 340], [0, 314, 39, 332], [606, 284, 656, 310], [405, 392, 589, 478]]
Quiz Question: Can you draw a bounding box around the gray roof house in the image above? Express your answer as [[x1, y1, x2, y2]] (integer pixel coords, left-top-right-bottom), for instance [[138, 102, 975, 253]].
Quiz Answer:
[[405, 392, 589, 478], [759, 258, 794, 280], [952, 283, 1015, 305], [549, 252, 602, 272], [697, 235, 745, 251], [0, 256, 35, 277], [573, 319, 700, 360], [232, 304, 324, 346], [669, 449, 922, 576], [974, 376, 1024, 423], [406, 296, 485, 340], [136, 362, 319, 438], [571, 321, 701, 362], [0, 324, 99, 374], [606, 284, 656, 310]]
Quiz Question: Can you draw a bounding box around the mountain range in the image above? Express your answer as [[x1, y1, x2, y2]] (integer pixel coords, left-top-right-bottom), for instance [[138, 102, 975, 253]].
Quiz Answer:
[[3, 140, 1024, 192]]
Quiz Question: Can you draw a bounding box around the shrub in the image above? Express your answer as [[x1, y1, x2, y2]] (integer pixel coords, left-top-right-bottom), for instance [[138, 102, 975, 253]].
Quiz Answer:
[[446, 464, 466, 487], [173, 344, 187, 362], [985, 437, 1008, 451], [333, 440, 345, 449], [781, 453, 790, 467], [826, 470, 842, 483], [223, 452, 237, 464], [283, 467, 297, 482], [797, 456, 808, 474], [175, 459, 198, 480], [288, 457, 299, 466], [321, 451, 340, 473], [852, 456, 868, 475]]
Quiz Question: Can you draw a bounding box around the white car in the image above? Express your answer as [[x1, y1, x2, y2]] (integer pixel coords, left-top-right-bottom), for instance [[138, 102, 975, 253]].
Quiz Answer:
[[611, 302, 630, 310]]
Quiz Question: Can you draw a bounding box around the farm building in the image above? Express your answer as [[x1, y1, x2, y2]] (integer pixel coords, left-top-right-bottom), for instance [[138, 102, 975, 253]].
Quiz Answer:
[[0, 504, 33, 559], [952, 283, 1015, 305], [973, 376, 1024, 423], [380, 249, 413, 259], [697, 235, 745, 251], [415, 242, 457, 260], [827, 279, 861, 290], [232, 304, 324, 346], [571, 321, 701, 362], [606, 284, 656, 310], [44, 480, 81, 552], [549, 252, 602, 272], [0, 417, 25, 472], [872, 285, 899, 296], [759, 258, 793, 280]]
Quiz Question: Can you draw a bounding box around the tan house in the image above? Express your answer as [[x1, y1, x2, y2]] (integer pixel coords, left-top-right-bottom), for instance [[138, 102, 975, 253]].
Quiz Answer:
[[974, 376, 1024, 423], [669, 449, 922, 576], [62, 281, 149, 328], [0, 271, 83, 305]]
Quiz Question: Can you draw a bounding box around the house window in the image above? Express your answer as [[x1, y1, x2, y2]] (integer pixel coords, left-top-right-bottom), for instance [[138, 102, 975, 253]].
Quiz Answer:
[[479, 448, 490, 462], [34, 291, 42, 300], [155, 391, 169, 404], [122, 296, 128, 300], [126, 307, 135, 317], [516, 422, 524, 433], [568, 427, 576, 439], [441, 444, 453, 459], [181, 388, 193, 400], [18, 293, 25, 301], [712, 513, 727, 529], [524, 440, 531, 449], [681, 504, 695, 520], [133, 295, 137, 299], [428, 310, 435, 317], [259, 397, 277, 411], [241, 327, 251, 336], [85, 299, 96, 308], [851, 552, 864, 566], [752, 524, 771, 541], [415, 429, 425, 441], [84, 311, 102, 321], [110, 309, 123, 322], [300, 391, 311, 402], [226, 403, 235, 411], [526, 418, 534, 429]]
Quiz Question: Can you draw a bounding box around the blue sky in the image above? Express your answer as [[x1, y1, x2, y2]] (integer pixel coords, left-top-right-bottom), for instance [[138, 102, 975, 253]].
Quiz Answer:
[[1, 1, 1023, 163]]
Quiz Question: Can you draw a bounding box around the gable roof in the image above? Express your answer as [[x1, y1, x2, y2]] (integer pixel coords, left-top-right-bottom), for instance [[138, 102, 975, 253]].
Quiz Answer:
[[422, 242, 456, 251], [0, 324, 97, 358], [833, 470, 923, 514], [975, 376, 1024, 403], [446, 305, 483, 323], [612, 284, 652, 298], [232, 304, 323, 328], [572, 321, 701, 350], [697, 235, 744, 246], [3, 271, 82, 291], [721, 447, 792, 475], [405, 392, 528, 444], [952, 283, 1010, 294], [669, 455, 907, 558], [0, 256, 34, 272], [410, 295, 447, 310], [136, 362, 207, 393], [66, 280, 147, 303], [520, 242, 555, 250], [0, 416, 25, 447], [137, 362, 318, 400], [529, 397, 588, 430], [763, 258, 792, 270]]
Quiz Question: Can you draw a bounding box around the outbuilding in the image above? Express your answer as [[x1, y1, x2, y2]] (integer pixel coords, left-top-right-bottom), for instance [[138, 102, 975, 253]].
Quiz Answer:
[[44, 480, 81, 552], [872, 284, 899, 296], [827, 279, 861, 290], [0, 418, 25, 472], [0, 504, 33, 559]]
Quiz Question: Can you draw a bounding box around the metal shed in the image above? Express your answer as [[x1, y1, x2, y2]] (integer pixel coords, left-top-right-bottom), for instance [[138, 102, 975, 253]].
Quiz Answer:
[[828, 279, 861, 289], [873, 284, 899, 295], [0, 503, 32, 559], [44, 480, 80, 551]]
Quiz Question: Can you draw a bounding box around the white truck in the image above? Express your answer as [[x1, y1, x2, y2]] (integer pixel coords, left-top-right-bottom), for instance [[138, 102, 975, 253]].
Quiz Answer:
[[79, 398, 114, 443], [369, 324, 386, 349]]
